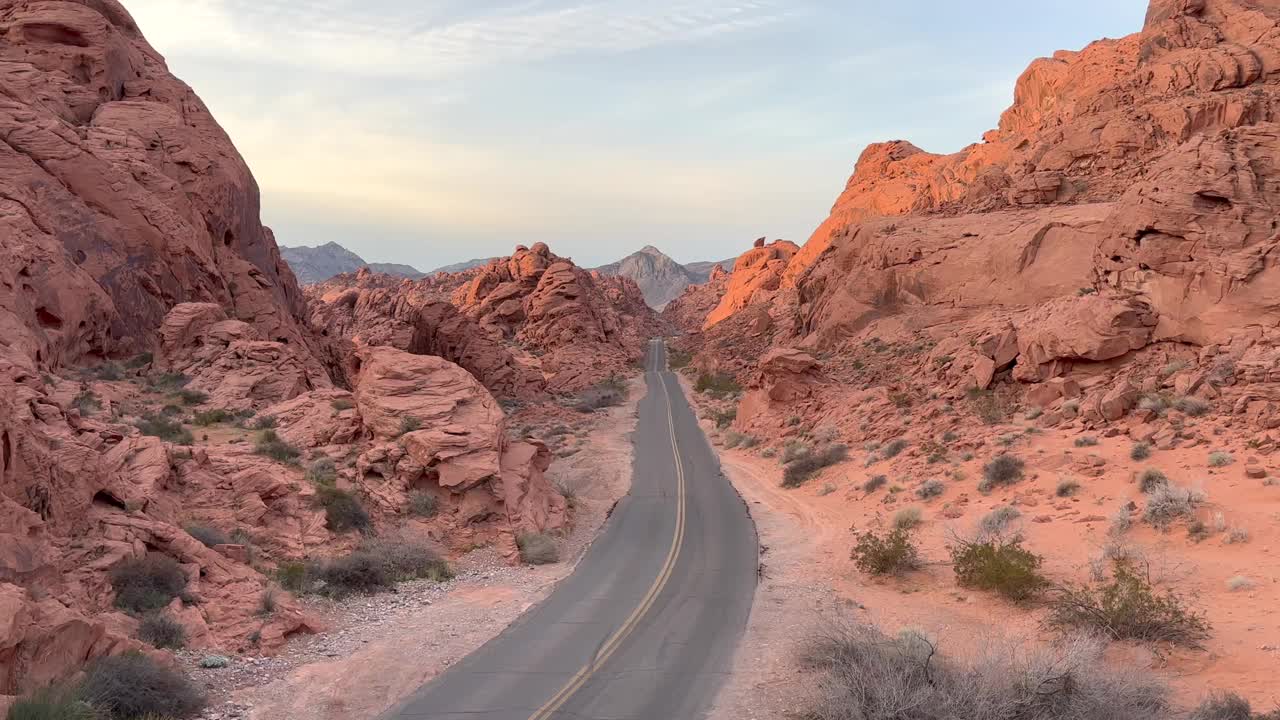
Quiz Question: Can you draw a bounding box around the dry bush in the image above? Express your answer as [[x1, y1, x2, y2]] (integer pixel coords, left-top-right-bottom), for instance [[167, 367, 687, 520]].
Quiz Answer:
[[254, 429, 301, 464], [110, 554, 187, 614], [1142, 483, 1204, 527], [362, 537, 454, 582], [916, 479, 945, 500], [184, 524, 229, 548], [317, 486, 372, 534], [979, 455, 1025, 493], [978, 505, 1022, 540], [1131, 442, 1152, 461], [783, 444, 849, 488], [5, 686, 95, 720], [862, 475, 887, 494], [800, 622, 1171, 720], [1047, 560, 1211, 647], [80, 652, 205, 719], [517, 532, 560, 565], [893, 507, 923, 530], [1138, 469, 1168, 493], [137, 613, 187, 649]]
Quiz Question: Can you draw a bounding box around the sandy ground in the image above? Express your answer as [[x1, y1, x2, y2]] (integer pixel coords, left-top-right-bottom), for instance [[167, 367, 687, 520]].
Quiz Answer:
[[192, 379, 643, 720], [687, 376, 1280, 714]]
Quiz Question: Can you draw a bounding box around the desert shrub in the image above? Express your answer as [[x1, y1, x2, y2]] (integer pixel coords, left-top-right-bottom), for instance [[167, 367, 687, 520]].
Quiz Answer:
[[516, 532, 560, 565], [851, 528, 919, 576], [1131, 442, 1152, 461], [881, 438, 909, 459], [94, 363, 124, 381], [800, 623, 1171, 720], [1139, 393, 1171, 415], [110, 554, 187, 614], [667, 348, 692, 369], [305, 458, 337, 486], [80, 652, 204, 720], [174, 389, 207, 406], [966, 387, 1009, 425], [1142, 483, 1204, 527], [575, 376, 627, 412], [258, 588, 276, 616], [1074, 436, 1099, 448], [1138, 468, 1168, 493], [252, 414, 277, 430], [126, 352, 153, 369], [276, 562, 310, 593], [862, 475, 887, 494], [1189, 692, 1261, 720], [254, 429, 301, 464], [1176, 397, 1211, 417], [408, 491, 438, 517], [362, 538, 454, 582], [184, 524, 229, 548], [317, 486, 371, 534], [1056, 479, 1082, 497], [782, 441, 812, 464], [1208, 451, 1234, 467], [893, 507, 923, 530], [138, 613, 187, 649], [710, 408, 738, 429], [1048, 560, 1211, 647], [135, 414, 194, 444], [331, 398, 355, 411], [978, 505, 1022, 540], [724, 431, 758, 449], [191, 409, 231, 426], [1227, 576, 1255, 592], [73, 390, 102, 416], [694, 372, 742, 398], [979, 454, 1025, 492], [6, 688, 95, 720], [314, 551, 391, 596], [951, 537, 1048, 602], [783, 444, 849, 488], [148, 372, 189, 392], [1225, 527, 1251, 545], [916, 479, 945, 500]]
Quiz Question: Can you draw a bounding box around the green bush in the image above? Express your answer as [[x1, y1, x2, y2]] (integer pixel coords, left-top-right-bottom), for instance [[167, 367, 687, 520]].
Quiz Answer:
[[951, 537, 1048, 602], [782, 444, 849, 488], [135, 414, 193, 445], [184, 525, 229, 548], [80, 652, 205, 719], [254, 429, 301, 464], [305, 458, 337, 486], [1048, 560, 1211, 647], [317, 486, 371, 534], [110, 554, 187, 614], [191, 409, 231, 426], [979, 454, 1025, 492], [694, 372, 742, 398], [138, 612, 187, 649], [851, 528, 919, 576], [517, 532, 560, 565], [408, 491, 438, 517], [5, 686, 95, 720]]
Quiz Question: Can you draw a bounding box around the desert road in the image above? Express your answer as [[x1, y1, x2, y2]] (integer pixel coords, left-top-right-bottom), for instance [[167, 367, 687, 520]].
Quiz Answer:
[[381, 339, 759, 719]]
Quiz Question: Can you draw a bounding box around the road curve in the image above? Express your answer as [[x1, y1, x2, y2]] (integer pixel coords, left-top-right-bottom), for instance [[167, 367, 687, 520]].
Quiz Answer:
[[381, 339, 758, 720]]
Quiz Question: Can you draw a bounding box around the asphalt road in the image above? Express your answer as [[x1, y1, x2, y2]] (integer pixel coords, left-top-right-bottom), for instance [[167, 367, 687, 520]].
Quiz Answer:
[[380, 339, 759, 720]]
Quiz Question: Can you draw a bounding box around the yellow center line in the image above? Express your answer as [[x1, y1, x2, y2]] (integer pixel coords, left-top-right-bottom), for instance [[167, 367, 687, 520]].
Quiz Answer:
[[526, 344, 688, 720]]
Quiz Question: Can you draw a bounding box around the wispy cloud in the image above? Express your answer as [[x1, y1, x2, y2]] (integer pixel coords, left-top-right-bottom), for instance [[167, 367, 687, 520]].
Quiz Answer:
[[129, 0, 794, 77]]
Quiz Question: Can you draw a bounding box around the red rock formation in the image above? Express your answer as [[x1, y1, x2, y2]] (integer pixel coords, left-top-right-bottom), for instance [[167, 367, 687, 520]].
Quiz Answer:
[[703, 240, 799, 329], [663, 263, 730, 334], [0, 0, 314, 370]]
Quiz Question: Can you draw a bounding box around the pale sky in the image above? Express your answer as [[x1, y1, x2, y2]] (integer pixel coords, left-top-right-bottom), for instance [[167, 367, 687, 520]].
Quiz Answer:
[[126, 1, 1147, 269]]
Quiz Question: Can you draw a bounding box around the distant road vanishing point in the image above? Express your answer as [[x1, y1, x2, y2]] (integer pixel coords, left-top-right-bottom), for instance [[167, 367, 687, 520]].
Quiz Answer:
[[381, 339, 759, 720]]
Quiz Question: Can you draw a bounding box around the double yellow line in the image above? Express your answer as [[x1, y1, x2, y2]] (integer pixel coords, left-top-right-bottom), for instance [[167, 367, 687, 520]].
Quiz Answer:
[[526, 345, 688, 720]]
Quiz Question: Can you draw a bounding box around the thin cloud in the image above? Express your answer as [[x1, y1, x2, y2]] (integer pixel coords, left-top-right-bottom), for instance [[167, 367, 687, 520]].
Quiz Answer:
[[129, 0, 795, 77]]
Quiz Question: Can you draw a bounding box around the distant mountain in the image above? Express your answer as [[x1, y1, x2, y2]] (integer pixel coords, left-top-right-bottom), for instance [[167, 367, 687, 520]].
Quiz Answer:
[[428, 257, 499, 274], [594, 246, 734, 309], [280, 242, 425, 284]]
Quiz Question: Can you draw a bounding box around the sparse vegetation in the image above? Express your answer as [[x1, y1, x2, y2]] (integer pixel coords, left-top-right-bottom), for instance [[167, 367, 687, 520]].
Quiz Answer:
[[313, 551, 391, 596], [782, 441, 812, 464], [184, 524, 229, 548], [1208, 451, 1235, 468], [978, 454, 1025, 493], [1138, 468, 1168, 493], [5, 686, 96, 720], [800, 622, 1171, 720], [73, 389, 102, 416], [251, 414, 277, 430], [978, 505, 1022, 540], [1227, 576, 1255, 592], [316, 486, 372, 534], [710, 407, 738, 429], [693, 371, 743, 400], [305, 457, 337, 486], [1142, 483, 1204, 527], [783, 444, 849, 488], [364, 537, 454, 582], [966, 386, 1009, 425], [1176, 396, 1211, 417], [575, 375, 628, 412], [1056, 479, 1082, 497], [893, 507, 923, 530], [110, 554, 187, 614], [331, 398, 355, 411], [667, 348, 692, 369], [881, 438, 908, 459], [147, 372, 190, 392], [79, 652, 205, 720], [135, 413, 194, 444], [851, 528, 920, 576], [862, 475, 887, 494], [916, 479, 944, 500], [258, 587, 276, 616], [1225, 527, 1251, 545], [1131, 442, 1153, 461], [516, 532, 560, 565], [137, 612, 187, 649], [1188, 692, 1277, 720], [1048, 560, 1211, 647], [175, 389, 208, 406], [276, 562, 309, 593], [192, 409, 231, 426], [1074, 436, 1099, 448], [254, 429, 301, 464], [951, 536, 1048, 602], [408, 491, 438, 518], [1138, 393, 1172, 415]]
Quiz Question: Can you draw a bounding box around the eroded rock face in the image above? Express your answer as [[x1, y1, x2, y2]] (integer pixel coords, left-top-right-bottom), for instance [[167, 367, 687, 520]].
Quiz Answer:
[[704, 240, 799, 329], [0, 0, 313, 370]]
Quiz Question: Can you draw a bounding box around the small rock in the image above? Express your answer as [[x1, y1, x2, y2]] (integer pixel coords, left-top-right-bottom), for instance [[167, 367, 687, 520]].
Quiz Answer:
[[1246, 466, 1267, 479], [200, 655, 231, 669]]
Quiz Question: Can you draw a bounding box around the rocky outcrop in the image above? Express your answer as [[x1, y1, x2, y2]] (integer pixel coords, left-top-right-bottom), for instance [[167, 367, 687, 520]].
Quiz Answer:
[[663, 263, 731, 334], [280, 242, 425, 284], [0, 0, 314, 370], [594, 246, 732, 309], [704, 240, 799, 329]]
